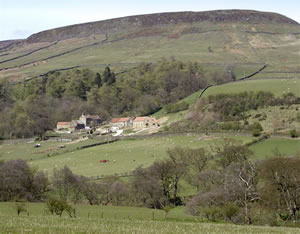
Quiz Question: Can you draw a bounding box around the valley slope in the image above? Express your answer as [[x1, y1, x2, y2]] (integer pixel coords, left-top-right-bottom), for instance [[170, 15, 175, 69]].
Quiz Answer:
[[0, 10, 300, 82]]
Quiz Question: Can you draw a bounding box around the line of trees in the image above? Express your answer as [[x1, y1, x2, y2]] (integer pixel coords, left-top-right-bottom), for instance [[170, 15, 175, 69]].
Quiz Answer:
[[1, 140, 300, 226]]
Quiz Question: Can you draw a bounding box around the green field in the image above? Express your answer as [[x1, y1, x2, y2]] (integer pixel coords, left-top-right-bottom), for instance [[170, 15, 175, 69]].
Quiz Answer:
[[0, 203, 299, 233], [1, 133, 300, 178], [0, 137, 108, 162], [250, 138, 300, 159], [28, 134, 253, 177], [203, 78, 300, 98]]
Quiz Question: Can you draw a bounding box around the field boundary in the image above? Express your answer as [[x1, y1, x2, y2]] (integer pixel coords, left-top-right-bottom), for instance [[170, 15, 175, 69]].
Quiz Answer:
[[0, 41, 58, 65], [198, 64, 268, 99]]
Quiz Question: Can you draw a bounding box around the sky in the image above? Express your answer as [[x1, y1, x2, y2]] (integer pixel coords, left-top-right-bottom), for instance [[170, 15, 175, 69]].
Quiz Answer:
[[0, 0, 299, 41]]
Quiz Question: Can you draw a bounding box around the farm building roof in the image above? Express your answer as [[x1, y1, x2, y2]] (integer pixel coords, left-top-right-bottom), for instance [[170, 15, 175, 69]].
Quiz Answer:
[[111, 117, 131, 123], [57, 122, 71, 126], [133, 117, 148, 122], [152, 118, 158, 123], [85, 115, 101, 119]]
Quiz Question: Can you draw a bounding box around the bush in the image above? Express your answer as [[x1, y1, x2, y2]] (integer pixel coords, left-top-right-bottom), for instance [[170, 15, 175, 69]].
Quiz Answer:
[[220, 121, 241, 131], [221, 203, 240, 222], [15, 202, 27, 216], [202, 206, 223, 221], [296, 113, 300, 122], [254, 114, 262, 119], [46, 198, 75, 218], [252, 128, 262, 137], [251, 122, 263, 137], [290, 129, 299, 138], [249, 206, 278, 226]]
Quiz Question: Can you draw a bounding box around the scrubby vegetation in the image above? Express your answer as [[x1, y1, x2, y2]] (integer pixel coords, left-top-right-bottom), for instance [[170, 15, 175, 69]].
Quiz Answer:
[[165, 102, 189, 114], [169, 91, 300, 133]]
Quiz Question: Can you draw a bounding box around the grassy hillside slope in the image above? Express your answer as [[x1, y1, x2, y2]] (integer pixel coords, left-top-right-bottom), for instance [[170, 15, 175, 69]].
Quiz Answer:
[[0, 203, 299, 233], [0, 10, 299, 82]]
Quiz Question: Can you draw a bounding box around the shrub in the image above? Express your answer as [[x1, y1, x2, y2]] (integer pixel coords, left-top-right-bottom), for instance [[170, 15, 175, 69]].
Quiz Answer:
[[15, 203, 27, 216], [254, 114, 262, 118], [221, 203, 240, 222], [251, 122, 263, 137], [46, 198, 75, 218], [220, 121, 241, 131], [252, 128, 262, 137], [249, 206, 278, 226], [202, 206, 223, 221], [290, 129, 299, 138], [296, 112, 300, 122]]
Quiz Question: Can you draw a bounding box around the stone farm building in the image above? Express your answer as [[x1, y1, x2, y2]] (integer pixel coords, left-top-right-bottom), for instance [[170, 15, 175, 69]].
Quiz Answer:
[[133, 117, 159, 128], [57, 122, 72, 130], [56, 121, 85, 131], [71, 120, 85, 130], [111, 117, 133, 128], [79, 114, 102, 127]]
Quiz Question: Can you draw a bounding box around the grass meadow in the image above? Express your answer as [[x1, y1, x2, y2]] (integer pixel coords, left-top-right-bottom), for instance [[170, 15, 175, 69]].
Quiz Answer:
[[203, 79, 300, 98], [1, 133, 299, 178], [0, 203, 299, 233], [250, 138, 300, 160], [28, 134, 253, 177]]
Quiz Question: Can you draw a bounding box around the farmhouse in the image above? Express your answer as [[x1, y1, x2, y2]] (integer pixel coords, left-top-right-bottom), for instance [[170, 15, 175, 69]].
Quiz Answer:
[[57, 122, 72, 130], [70, 120, 85, 130], [133, 117, 159, 128], [79, 114, 102, 127], [57, 120, 85, 131], [111, 117, 133, 128]]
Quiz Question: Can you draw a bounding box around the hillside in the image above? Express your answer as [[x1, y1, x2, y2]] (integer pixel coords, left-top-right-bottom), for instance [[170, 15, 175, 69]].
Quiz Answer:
[[26, 10, 299, 43], [0, 10, 300, 83]]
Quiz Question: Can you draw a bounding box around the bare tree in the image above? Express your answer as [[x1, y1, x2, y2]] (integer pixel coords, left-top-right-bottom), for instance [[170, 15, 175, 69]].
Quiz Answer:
[[260, 157, 300, 222], [0, 160, 49, 201]]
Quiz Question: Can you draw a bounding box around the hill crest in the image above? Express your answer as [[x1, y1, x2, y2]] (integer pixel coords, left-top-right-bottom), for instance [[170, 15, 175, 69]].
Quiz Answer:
[[26, 10, 299, 43]]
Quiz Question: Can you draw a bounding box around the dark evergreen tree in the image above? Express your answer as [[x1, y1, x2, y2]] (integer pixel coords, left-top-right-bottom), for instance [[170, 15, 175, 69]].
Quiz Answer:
[[103, 67, 111, 84], [94, 73, 102, 88], [103, 67, 116, 85], [107, 72, 116, 85]]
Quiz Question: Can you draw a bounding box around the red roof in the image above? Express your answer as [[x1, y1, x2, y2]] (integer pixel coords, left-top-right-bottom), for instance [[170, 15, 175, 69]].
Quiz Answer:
[[152, 118, 158, 123], [57, 122, 71, 126], [134, 117, 148, 122], [111, 117, 131, 123]]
